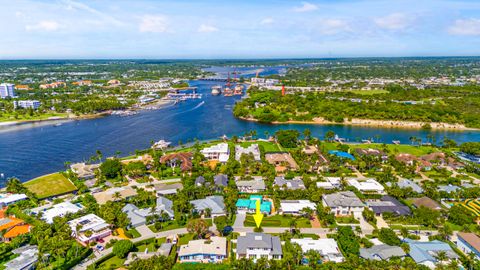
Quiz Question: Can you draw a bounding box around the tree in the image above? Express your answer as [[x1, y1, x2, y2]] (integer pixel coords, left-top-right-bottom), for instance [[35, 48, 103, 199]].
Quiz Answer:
[[303, 128, 312, 143], [6, 177, 27, 194], [186, 219, 209, 239], [99, 158, 123, 179], [275, 130, 299, 148], [448, 205, 476, 225], [124, 161, 147, 178], [337, 226, 360, 256], [324, 130, 335, 142], [378, 228, 401, 246], [112, 240, 134, 258]]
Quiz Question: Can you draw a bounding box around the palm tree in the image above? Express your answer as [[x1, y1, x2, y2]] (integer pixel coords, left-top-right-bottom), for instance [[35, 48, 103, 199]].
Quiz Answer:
[[113, 191, 121, 201], [289, 217, 298, 234], [434, 250, 448, 264], [264, 131, 270, 140]]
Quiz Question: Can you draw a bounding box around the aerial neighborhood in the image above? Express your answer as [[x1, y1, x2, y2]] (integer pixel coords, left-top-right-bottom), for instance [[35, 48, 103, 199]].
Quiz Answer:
[[0, 128, 480, 270]]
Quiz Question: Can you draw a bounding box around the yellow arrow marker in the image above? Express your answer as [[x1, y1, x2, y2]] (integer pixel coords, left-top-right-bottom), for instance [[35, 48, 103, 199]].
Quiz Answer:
[[253, 199, 263, 228]]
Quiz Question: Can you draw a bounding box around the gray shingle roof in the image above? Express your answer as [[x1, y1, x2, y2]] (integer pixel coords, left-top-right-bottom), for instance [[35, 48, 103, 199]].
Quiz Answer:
[[274, 177, 305, 190], [214, 174, 228, 187], [323, 191, 364, 208], [237, 233, 282, 256], [360, 244, 406, 260], [397, 179, 424, 193], [368, 196, 411, 216], [406, 239, 459, 264], [191, 195, 226, 215]]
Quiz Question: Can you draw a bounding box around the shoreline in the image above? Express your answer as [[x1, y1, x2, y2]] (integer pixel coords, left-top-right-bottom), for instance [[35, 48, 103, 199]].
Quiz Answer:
[[238, 117, 479, 131]]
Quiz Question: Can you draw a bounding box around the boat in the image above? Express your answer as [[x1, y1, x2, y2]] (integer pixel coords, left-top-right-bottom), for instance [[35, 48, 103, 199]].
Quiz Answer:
[[211, 85, 222, 96], [223, 87, 233, 96], [392, 140, 401, 145], [152, 140, 171, 150], [54, 123, 63, 127], [233, 84, 243, 95]]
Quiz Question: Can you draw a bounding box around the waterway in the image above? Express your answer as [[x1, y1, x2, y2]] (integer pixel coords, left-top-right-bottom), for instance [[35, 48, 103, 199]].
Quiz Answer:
[[0, 80, 479, 183]]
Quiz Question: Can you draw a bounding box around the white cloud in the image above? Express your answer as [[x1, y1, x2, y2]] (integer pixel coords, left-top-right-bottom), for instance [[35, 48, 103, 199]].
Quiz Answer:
[[374, 13, 413, 31], [61, 0, 123, 26], [26, 20, 62, 32], [198, 24, 218, 33], [260, 18, 274, 25], [448, 19, 480, 36], [293, 2, 318, 12], [139, 15, 169, 33], [317, 19, 350, 35]]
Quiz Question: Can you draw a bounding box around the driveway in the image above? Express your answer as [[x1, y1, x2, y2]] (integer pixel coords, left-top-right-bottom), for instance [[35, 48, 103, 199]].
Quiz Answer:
[[233, 213, 246, 229], [375, 215, 389, 229]]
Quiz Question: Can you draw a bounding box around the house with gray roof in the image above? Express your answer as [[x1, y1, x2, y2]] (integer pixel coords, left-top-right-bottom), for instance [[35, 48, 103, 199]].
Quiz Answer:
[[235, 176, 266, 193], [191, 195, 226, 218], [405, 239, 459, 268], [322, 191, 365, 217], [214, 174, 228, 187], [5, 245, 38, 270], [122, 196, 174, 228], [274, 176, 305, 190], [438, 184, 461, 194], [195, 176, 206, 187], [397, 179, 424, 193], [367, 196, 411, 216], [156, 196, 175, 220], [236, 233, 282, 262], [360, 244, 406, 261]]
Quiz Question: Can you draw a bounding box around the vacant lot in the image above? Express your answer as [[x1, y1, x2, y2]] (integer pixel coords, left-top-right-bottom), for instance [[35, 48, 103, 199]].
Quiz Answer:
[[244, 214, 311, 228], [24, 173, 77, 199]]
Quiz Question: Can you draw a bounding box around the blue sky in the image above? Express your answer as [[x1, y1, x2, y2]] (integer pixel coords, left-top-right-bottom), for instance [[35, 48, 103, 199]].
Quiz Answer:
[[1, 0, 480, 59]]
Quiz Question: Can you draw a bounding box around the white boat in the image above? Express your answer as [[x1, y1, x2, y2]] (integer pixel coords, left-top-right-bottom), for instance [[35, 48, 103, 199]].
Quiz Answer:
[[211, 85, 222, 96]]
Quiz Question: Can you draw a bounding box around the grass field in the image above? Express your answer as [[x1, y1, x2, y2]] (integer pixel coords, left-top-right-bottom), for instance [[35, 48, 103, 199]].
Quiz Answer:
[[351, 143, 438, 156], [244, 214, 311, 228], [349, 89, 389, 95], [24, 173, 77, 199], [0, 112, 68, 123]]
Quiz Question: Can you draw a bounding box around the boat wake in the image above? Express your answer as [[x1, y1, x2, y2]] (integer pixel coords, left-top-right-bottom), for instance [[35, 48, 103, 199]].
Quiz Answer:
[[192, 101, 205, 110]]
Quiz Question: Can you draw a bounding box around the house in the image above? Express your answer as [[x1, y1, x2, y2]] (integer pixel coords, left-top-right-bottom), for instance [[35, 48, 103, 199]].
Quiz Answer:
[[178, 236, 227, 263], [125, 243, 173, 265], [235, 176, 266, 193], [191, 196, 226, 218], [122, 196, 174, 228], [195, 176, 206, 187], [405, 239, 459, 268], [456, 232, 480, 260], [38, 202, 84, 224], [347, 178, 385, 194], [68, 214, 111, 244], [412, 197, 442, 211], [360, 244, 406, 261], [355, 148, 388, 161], [397, 179, 424, 193], [4, 245, 38, 270], [367, 196, 411, 216], [201, 143, 230, 163], [274, 176, 305, 190], [93, 186, 138, 204], [236, 195, 272, 215], [291, 238, 344, 263], [302, 145, 318, 155], [438, 184, 461, 194], [235, 144, 261, 161], [160, 152, 193, 172], [396, 153, 432, 170], [155, 182, 183, 195], [265, 152, 299, 173], [70, 163, 99, 180], [236, 233, 283, 262], [214, 174, 228, 187], [280, 200, 316, 215], [0, 214, 32, 242], [0, 193, 28, 207], [316, 177, 342, 190], [322, 191, 364, 217]]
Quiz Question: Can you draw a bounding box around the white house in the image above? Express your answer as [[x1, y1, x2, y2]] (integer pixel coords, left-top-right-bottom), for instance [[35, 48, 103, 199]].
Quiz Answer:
[[0, 193, 28, 207], [178, 236, 227, 263], [201, 143, 230, 163], [347, 178, 385, 194], [235, 144, 261, 161], [280, 200, 316, 215], [322, 191, 365, 217], [291, 238, 344, 263], [236, 233, 282, 262], [14, 100, 41, 109], [39, 202, 84, 224], [68, 214, 111, 244], [316, 177, 342, 190]]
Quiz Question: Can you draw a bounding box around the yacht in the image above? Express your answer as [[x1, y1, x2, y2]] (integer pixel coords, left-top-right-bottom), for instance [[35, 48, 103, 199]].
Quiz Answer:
[[211, 85, 222, 96]]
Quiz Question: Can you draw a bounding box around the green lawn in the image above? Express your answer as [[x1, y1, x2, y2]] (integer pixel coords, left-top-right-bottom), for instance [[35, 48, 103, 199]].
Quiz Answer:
[[126, 228, 141, 238], [352, 143, 438, 156], [178, 233, 195, 245], [335, 216, 360, 224], [136, 237, 166, 252], [0, 112, 68, 123], [24, 173, 77, 199], [97, 255, 125, 269], [244, 214, 311, 228], [349, 89, 390, 95], [239, 141, 280, 153]]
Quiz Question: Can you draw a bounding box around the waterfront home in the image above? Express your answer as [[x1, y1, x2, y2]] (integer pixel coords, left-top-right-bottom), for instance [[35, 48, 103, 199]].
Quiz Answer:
[[347, 178, 385, 194], [235, 144, 261, 161], [125, 243, 173, 265], [265, 152, 299, 173], [328, 150, 355, 161], [0, 193, 28, 207], [322, 191, 364, 217], [191, 196, 226, 218], [70, 163, 99, 180], [93, 186, 138, 204], [405, 239, 459, 268], [155, 182, 183, 195], [4, 245, 38, 270], [159, 152, 193, 172], [360, 244, 406, 261], [456, 232, 480, 260], [274, 176, 305, 190], [236, 233, 282, 262], [235, 176, 266, 193], [68, 214, 111, 244], [178, 236, 227, 263], [366, 196, 411, 217], [355, 148, 388, 161], [291, 238, 344, 263], [200, 143, 230, 163], [236, 195, 272, 215], [280, 200, 316, 215], [412, 197, 442, 211], [35, 202, 84, 224], [395, 153, 432, 170]]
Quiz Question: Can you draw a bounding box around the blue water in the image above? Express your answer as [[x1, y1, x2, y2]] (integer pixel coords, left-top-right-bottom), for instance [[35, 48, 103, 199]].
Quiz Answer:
[[0, 79, 479, 183]]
